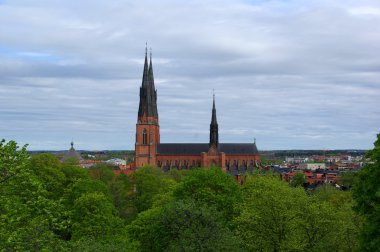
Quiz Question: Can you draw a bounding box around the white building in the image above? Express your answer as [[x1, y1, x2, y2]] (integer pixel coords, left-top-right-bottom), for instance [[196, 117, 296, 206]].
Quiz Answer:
[[300, 163, 326, 170], [307, 163, 325, 170], [105, 158, 126, 166]]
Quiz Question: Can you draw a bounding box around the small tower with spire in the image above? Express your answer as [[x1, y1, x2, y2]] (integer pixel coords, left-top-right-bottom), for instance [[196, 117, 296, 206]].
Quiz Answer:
[[135, 44, 160, 168], [63, 141, 83, 162]]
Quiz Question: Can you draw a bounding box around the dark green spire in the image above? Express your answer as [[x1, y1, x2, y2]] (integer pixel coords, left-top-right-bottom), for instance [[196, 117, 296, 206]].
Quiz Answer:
[[149, 48, 158, 118], [209, 92, 219, 148], [142, 45, 149, 87], [138, 45, 158, 122]]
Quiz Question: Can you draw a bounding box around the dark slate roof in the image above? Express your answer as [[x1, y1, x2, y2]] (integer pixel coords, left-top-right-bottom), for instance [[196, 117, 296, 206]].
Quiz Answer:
[[220, 143, 259, 155], [157, 144, 208, 155], [157, 143, 259, 155]]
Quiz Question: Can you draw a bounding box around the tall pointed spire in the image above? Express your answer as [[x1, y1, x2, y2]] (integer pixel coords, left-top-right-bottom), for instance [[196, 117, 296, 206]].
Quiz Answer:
[[148, 48, 158, 118], [142, 43, 149, 87], [209, 92, 219, 148], [138, 44, 159, 122], [148, 47, 155, 90], [211, 90, 217, 124]]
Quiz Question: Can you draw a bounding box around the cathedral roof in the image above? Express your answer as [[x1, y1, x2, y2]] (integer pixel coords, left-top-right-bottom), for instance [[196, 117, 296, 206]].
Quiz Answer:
[[157, 143, 259, 156]]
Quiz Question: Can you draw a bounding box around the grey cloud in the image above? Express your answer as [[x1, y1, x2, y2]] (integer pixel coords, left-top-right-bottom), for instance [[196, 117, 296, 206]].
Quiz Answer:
[[0, 0, 379, 150]]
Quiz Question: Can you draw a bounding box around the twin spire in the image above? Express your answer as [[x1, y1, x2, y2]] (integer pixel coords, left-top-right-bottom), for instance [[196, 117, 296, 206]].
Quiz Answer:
[[138, 44, 158, 121], [142, 45, 154, 88], [138, 44, 218, 147]]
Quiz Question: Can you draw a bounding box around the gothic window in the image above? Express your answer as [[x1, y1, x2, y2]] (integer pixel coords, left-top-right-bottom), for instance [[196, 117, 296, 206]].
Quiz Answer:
[[143, 129, 148, 145]]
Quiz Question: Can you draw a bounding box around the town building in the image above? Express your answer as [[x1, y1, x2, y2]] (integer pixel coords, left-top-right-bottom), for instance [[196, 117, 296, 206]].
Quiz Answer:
[[133, 48, 260, 172]]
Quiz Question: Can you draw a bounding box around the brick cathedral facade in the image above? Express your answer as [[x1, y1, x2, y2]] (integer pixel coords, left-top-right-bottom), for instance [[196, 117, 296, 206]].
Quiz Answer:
[[134, 48, 260, 174]]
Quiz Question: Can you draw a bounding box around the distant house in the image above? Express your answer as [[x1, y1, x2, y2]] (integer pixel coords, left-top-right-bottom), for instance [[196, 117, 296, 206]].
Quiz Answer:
[[300, 163, 326, 170]]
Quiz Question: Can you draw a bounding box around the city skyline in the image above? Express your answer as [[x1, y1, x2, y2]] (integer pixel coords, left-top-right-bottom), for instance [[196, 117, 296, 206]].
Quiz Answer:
[[0, 0, 379, 150]]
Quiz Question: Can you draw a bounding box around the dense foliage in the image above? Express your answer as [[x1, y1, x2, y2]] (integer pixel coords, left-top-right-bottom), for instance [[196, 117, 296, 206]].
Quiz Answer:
[[352, 133, 380, 251], [0, 137, 376, 251]]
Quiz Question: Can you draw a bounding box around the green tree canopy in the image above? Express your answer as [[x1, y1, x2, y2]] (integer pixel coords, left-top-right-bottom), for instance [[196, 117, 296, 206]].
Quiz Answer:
[[173, 167, 241, 219], [128, 199, 241, 252], [129, 166, 177, 214], [290, 172, 307, 187], [71, 192, 124, 241], [233, 175, 355, 251], [352, 133, 380, 251]]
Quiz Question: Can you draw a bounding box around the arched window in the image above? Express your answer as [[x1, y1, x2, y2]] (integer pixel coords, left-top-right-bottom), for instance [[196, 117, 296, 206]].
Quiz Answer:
[[143, 129, 148, 145]]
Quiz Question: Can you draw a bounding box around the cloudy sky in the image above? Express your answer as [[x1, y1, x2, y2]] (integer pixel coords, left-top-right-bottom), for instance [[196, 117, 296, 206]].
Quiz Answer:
[[0, 0, 379, 150]]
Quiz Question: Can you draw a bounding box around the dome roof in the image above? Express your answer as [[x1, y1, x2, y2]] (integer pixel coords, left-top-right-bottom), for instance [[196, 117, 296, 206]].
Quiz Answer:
[[63, 141, 83, 162]]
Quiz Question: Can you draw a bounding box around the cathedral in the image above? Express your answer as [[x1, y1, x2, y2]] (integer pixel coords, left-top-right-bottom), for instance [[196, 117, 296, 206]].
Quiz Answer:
[[134, 48, 260, 174]]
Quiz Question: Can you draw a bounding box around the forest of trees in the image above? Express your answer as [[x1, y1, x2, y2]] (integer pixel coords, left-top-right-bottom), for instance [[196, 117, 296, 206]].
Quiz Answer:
[[1, 134, 379, 251]]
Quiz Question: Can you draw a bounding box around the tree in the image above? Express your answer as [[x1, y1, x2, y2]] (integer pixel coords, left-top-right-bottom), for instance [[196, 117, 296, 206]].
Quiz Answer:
[[234, 175, 306, 251], [0, 140, 64, 250], [129, 166, 176, 214], [313, 185, 361, 250], [28, 153, 66, 199], [70, 192, 124, 241], [88, 163, 133, 219], [352, 133, 380, 251], [173, 167, 241, 220], [63, 178, 110, 207], [233, 175, 346, 251], [338, 171, 355, 189], [127, 200, 241, 252], [0, 139, 28, 184], [290, 172, 306, 187]]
